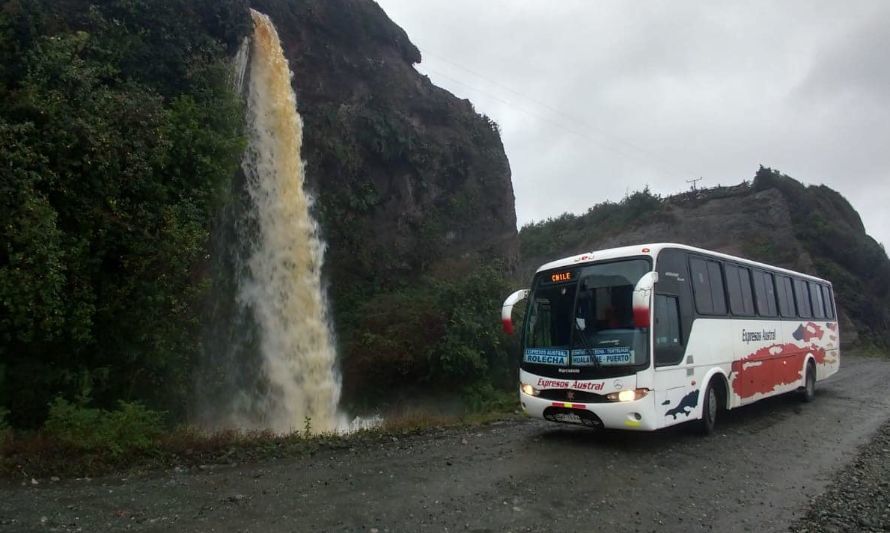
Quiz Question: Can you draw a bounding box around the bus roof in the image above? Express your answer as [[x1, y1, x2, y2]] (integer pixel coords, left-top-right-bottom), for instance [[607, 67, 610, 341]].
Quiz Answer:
[[535, 243, 831, 285]]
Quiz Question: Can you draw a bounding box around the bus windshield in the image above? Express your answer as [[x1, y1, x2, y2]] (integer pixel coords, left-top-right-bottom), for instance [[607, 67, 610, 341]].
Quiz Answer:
[[523, 258, 651, 375]]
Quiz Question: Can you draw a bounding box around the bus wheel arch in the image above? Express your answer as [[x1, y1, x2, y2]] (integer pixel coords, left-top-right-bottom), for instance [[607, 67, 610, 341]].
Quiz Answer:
[[697, 372, 728, 436], [700, 370, 730, 411], [710, 373, 729, 412]]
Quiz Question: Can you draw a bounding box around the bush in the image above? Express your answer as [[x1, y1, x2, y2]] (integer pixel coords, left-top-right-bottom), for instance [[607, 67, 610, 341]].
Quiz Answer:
[[461, 382, 516, 413], [343, 264, 515, 401], [43, 398, 165, 457], [519, 186, 667, 260]]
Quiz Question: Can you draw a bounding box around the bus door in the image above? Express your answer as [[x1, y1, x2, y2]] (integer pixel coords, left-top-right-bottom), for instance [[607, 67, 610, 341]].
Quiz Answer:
[[653, 292, 699, 426], [653, 249, 698, 426]]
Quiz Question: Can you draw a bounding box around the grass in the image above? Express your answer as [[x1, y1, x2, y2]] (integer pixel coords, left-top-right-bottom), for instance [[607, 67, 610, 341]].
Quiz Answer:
[[0, 406, 521, 482], [851, 342, 890, 359]]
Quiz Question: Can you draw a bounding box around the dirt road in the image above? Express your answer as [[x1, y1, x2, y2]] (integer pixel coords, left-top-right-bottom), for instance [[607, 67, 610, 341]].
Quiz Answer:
[[3, 355, 890, 532]]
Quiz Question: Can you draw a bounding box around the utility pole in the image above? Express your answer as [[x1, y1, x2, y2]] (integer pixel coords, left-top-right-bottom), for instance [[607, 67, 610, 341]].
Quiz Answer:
[[686, 177, 702, 191]]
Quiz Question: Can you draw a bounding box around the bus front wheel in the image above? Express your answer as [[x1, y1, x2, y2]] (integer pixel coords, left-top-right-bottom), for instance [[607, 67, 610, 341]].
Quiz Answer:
[[698, 383, 718, 435], [801, 361, 816, 403]]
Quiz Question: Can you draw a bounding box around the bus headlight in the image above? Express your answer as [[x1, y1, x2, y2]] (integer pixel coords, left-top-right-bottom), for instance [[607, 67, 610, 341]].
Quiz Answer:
[[606, 388, 649, 402], [520, 383, 539, 396]]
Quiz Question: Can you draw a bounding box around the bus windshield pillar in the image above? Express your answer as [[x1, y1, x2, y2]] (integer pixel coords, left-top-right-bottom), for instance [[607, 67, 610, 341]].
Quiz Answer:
[[633, 272, 659, 328]]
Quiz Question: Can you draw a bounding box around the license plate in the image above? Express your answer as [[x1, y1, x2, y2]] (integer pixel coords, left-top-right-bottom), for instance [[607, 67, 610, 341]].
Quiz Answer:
[[554, 412, 583, 424]]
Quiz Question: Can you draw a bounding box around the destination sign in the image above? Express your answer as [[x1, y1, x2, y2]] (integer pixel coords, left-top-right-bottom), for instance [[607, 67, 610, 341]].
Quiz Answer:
[[571, 347, 633, 366], [542, 270, 575, 285], [524, 348, 569, 366], [550, 271, 572, 283]]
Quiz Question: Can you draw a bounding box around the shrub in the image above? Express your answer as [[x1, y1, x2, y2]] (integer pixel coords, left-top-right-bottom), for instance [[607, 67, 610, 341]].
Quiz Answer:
[[461, 382, 516, 413], [343, 264, 514, 401], [43, 398, 165, 457]]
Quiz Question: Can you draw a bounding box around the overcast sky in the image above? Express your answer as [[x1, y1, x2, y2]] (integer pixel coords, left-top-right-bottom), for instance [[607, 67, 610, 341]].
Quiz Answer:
[[374, 0, 889, 250]]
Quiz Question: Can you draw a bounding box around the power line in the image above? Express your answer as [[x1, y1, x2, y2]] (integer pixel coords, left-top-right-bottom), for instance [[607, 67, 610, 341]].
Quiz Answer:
[[419, 47, 698, 177], [423, 66, 681, 175], [423, 68, 607, 144]]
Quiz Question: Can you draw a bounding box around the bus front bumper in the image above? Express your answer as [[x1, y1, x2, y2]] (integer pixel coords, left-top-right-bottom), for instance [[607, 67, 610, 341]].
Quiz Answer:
[[520, 391, 658, 431]]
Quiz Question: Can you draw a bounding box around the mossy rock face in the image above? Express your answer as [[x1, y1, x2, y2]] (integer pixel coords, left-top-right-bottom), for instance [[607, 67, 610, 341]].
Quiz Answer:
[[519, 168, 890, 351]]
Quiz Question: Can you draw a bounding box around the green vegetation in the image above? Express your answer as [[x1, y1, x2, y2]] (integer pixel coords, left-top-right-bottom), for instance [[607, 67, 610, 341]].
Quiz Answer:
[[43, 398, 165, 457], [343, 264, 519, 407], [0, 0, 249, 428], [520, 187, 668, 261]]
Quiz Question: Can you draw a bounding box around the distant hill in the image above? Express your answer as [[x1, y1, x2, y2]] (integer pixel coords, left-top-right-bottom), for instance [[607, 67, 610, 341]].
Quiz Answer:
[[519, 167, 890, 350]]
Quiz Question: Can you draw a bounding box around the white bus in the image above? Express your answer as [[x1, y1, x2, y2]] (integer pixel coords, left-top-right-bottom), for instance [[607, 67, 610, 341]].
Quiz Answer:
[[502, 243, 840, 434]]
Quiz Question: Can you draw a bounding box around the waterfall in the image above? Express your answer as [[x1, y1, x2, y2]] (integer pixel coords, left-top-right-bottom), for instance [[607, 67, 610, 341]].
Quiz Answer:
[[221, 9, 342, 434], [232, 36, 250, 95]]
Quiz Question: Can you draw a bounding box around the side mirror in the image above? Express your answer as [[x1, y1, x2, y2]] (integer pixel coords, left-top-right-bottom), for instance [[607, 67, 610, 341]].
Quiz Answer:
[[501, 289, 529, 335], [632, 272, 659, 328]]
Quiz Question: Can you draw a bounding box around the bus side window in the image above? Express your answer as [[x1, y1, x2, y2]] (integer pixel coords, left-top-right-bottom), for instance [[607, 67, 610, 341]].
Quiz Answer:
[[793, 278, 812, 318], [776, 275, 796, 318], [809, 281, 826, 319], [821, 285, 835, 319], [689, 257, 726, 315], [654, 294, 684, 366], [707, 261, 727, 314], [689, 258, 711, 313], [753, 270, 777, 317], [726, 264, 755, 316]]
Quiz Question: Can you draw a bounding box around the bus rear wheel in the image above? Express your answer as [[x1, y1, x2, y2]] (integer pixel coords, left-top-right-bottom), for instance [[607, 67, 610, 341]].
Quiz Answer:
[[698, 383, 718, 435], [801, 361, 816, 403]]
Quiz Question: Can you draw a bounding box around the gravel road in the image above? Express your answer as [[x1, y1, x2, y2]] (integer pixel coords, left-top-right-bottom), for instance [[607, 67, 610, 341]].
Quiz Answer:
[[790, 418, 890, 533], [2, 355, 889, 532]]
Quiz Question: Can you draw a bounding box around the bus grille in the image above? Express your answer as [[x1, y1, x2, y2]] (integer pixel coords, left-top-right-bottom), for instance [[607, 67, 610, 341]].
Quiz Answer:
[[537, 389, 609, 403]]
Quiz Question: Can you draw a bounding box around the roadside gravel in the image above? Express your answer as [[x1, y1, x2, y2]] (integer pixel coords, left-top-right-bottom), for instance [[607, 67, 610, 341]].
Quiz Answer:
[[790, 419, 890, 533]]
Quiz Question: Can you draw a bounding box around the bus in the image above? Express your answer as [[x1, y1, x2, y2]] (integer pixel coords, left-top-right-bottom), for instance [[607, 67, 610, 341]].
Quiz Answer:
[[501, 243, 840, 434]]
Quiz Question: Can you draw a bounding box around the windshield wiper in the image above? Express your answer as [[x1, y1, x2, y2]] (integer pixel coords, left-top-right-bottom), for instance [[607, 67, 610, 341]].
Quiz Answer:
[[572, 320, 601, 370]]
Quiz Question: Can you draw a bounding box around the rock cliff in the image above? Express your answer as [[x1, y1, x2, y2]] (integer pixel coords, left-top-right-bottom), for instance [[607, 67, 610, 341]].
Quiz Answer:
[[247, 0, 519, 398]]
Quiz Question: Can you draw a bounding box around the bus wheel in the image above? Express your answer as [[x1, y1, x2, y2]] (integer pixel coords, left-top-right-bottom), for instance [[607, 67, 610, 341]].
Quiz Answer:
[[698, 382, 718, 435], [801, 361, 816, 403]]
